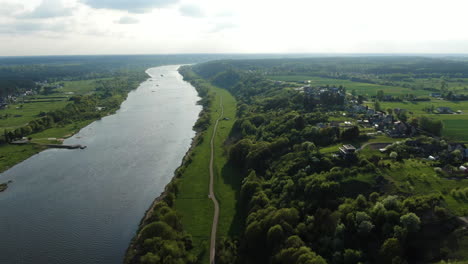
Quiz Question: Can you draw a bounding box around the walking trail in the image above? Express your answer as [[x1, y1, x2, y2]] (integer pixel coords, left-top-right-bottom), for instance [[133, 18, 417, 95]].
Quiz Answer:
[[209, 96, 223, 264]]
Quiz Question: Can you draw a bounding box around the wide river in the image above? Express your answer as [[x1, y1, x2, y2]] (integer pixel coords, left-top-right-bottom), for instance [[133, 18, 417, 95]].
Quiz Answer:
[[0, 65, 202, 264]]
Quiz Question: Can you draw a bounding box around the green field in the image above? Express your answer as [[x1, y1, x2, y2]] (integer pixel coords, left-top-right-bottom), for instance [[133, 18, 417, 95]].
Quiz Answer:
[[375, 100, 468, 115], [56, 78, 111, 94], [442, 118, 468, 141], [367, 100, 468, 142], [267, 75, 428, 96], [0, 144, 46, 172], [0, 78, 112, 131], [0, 100, 68, 129], [0, 78, 116, 173], [174, 83, 239, 263]]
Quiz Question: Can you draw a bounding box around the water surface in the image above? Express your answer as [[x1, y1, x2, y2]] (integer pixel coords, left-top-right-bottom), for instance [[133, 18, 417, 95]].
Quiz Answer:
[[0, 65, 201, 264]]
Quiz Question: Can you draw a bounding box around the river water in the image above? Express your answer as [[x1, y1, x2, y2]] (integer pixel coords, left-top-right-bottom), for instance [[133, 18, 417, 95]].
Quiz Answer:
[[0, 65, 201, 264]]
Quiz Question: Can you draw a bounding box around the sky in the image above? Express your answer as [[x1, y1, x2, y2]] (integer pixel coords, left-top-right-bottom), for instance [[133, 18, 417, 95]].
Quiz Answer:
[[0, 0, 468, 56]]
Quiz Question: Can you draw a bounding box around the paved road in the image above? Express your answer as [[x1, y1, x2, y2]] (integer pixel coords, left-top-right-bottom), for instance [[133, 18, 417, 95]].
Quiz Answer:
[[209, 97, 223, 264]]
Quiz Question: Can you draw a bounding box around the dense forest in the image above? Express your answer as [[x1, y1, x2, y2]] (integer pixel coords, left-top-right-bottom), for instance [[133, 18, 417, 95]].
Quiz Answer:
[[192, 59, 468, 264], [127, 57, 468, 264]]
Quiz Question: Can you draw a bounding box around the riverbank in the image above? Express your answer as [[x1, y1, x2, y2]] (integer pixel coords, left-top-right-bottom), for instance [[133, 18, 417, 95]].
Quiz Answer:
[[124, 66, 240, 263], [124, 66, 213, 263], [0, 74, 148, 175], [0, 65, 203, 264]]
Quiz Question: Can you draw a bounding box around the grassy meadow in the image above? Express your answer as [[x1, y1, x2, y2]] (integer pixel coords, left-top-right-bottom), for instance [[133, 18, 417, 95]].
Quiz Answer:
[[266, 74, 468, 142], [267, 75, 429, 96], [174, 83, 239, 263], [373, 100, 468, 142], [0, 78, 115, 172]]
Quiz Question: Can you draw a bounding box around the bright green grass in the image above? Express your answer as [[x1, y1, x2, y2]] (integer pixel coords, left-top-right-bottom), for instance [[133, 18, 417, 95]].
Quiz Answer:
[[0, 144, 46, 173], [0, 79, 108, 130], [0, 101, 68, 129], [379, 159, 468, 215], [441, 119, 468, 142], [27, 120, 95, 144], [375, 100, 468, 115], [56, 78, 111, 94], [267, 75, 427, 96], [174, 83, 239, 263], [366, 100, 468, 142]]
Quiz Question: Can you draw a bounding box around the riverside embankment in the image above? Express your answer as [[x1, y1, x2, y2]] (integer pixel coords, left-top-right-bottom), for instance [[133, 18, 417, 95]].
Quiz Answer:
[[0, 65, 202, 264]]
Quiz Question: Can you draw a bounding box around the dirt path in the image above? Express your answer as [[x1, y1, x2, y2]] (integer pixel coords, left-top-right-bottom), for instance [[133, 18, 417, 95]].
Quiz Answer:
[[209, 96, 223, 264]]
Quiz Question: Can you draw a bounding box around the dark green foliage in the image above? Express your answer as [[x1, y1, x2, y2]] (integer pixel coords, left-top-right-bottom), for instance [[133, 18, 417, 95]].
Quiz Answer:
[[418, 116, 444, 136], [341, 126, 360, 141]]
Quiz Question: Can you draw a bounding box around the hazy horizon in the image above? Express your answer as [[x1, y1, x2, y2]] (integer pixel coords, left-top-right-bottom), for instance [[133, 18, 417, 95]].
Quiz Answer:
[[1, 0, 468, 56]]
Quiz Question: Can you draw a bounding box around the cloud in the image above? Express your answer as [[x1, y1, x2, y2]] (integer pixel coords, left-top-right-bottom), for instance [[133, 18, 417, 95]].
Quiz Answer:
[[80, 0, 179, 13], [116, 16, 139, 24], [210, 22, 237, 33], [179, 4, 204, 18], [20, 0, 74, 19], [0, 20, 72, 35], [0, 3, 25, 16]]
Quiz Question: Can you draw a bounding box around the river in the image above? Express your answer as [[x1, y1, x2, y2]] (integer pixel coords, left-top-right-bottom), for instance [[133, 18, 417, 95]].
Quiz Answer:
[[0, 65, 202, 264]]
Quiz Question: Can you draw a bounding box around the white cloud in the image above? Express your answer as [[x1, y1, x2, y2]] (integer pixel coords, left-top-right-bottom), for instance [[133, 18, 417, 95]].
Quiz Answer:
[[20, 0, 74, 19], [0, 3, 25, 17], [210, 22, 237, 33], [179, 4, 204, 18], [2, 0, 468, 55], [116, 16, 139, 24], [80, 0, 179, 13]]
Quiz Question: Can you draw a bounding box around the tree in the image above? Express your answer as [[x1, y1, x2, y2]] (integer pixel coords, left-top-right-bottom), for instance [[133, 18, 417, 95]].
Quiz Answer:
[[418, 116, 443, 136], [374, 100, 382, 111], [400, 212, 421, 232], [379, 238, 402, 264], [343, 249, 362, 264], [357, 95, 364, 104], [377, 90, 384, 101], [267, 225, 284, 248], [342, 126, 360, 141]]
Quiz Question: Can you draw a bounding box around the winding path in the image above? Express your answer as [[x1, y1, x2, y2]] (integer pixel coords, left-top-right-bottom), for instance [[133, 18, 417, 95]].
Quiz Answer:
[[209, 96, 223, 264]]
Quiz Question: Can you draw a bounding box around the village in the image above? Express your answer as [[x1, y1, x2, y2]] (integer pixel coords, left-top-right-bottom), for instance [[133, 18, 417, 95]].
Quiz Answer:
[[0, 81, 63, 110], [290, 83, 468, 170]]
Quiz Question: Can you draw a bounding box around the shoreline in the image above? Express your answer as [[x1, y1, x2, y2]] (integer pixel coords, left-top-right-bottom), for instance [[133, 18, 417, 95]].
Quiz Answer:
[[0, 72, 151, 176], [124, 65, 209, 263]]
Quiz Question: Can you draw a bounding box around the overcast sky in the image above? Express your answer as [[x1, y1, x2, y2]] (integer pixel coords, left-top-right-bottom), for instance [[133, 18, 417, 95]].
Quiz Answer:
[[1, 0, 468, 56]]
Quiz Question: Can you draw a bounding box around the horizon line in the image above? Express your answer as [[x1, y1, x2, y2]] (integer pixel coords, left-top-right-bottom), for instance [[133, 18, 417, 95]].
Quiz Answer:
[[2, 52, 468, 59]]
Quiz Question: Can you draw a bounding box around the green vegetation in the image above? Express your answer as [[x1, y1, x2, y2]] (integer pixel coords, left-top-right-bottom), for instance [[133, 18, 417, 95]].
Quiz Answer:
[[267, 75, 429, 96], [125, 67, 239, 263], [0, 143, 46, 172], [0, 55, 223, 173], [186, 58, 468, 264]]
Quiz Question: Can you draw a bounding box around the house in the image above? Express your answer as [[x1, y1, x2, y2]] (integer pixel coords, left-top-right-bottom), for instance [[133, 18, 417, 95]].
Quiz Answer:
[[437, 107, 454, 114], [339, 144, 356, 158], [367, 109, 376, 116], [387, 121, 417, 138], [430, 93, 441, 98]]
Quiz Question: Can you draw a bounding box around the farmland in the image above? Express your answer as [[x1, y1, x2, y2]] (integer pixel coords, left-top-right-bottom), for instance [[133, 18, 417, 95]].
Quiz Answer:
[[264, 74, 468, 142], [267, 75, 429, 96], [372, 100, 468, 142]]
